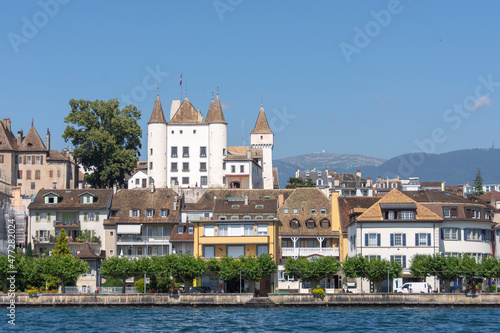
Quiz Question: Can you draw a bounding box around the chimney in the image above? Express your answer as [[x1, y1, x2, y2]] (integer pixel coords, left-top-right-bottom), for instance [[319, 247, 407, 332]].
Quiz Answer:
[[46, 129, 50, 151], [173, 195, 178, 211], [2, 118, 11, 132], [334, 177, 340, 187], [356, 170, 361, 177], [278, 194, 284, 207], [367, 177, 372, 187], [17, 130, 23, 146], [333, 169, 336, 174]]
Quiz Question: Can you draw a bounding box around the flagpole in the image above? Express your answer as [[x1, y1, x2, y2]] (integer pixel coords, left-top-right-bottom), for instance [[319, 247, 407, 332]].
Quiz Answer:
[[180, 73, 183, 100]]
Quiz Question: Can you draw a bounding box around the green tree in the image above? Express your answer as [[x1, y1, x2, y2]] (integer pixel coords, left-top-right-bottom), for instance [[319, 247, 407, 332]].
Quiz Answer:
[[170, 254, 207, 293], [101, 257, 138, 293], [460, 254, 479, 291], [302, 256, 341, 288], [62, 98, 142, 188], [17, 256, 45, 292], [26, 242, 33, 258], [410, 254, 432, 279], [428, 254, 461, 292], [39, 255, 89, 293], [218, 256, 240, 283], [342, 255, 369, 280], [365, 258, 401, 292], [285, 177, 316, 189], [52, 229, 71, 256], [479, 257, 500, 281], [0, 255, 20, 293], [472, 169, 485, 196]]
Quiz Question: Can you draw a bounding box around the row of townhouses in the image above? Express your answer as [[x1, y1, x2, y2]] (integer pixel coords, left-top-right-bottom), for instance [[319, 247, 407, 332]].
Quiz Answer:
[[27, 186, 500, 294]]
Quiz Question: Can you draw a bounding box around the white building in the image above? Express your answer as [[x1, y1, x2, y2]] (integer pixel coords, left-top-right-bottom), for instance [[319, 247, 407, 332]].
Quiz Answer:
[[347, 189, 442, 293], [147, 89, 274, 190], [28, 189, 113, 256]]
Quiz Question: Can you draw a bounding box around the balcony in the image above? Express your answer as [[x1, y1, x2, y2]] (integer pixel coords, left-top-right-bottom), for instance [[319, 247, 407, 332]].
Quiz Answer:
[[117, 235, 170, 244], [281, 247, 339, 257], [54, 220, 80, 228]]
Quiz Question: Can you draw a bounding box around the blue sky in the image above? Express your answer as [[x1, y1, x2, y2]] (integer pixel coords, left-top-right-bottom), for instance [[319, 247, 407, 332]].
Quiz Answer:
[[1, 0, 500, 160]]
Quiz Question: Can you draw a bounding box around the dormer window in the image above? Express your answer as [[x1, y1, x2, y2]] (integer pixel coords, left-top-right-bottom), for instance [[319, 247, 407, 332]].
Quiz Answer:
[[83, 195, 94, 204], [306, 219, 315, 229], [130, 209, 140, 217], [160, 209, 169, 217], [290, 219, 300, 229], [146, 209, 154, 218], [44, 195, 59, 204], [255, 204, 264, 209], [231, 204, 240, 209], [401, 211, 414, 219], [321, 219, 330, 229]]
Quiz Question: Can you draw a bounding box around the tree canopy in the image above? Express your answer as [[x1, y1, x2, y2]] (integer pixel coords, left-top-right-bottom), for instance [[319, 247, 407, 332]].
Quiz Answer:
[[285, 177, 315, 189], [38, 255, 89, 293], [63, 98, 142, 188], [52, 228, 71, 256], [285, 256, 341, 289], [101, 256, 138, 293], [472, 168, 485, 196]]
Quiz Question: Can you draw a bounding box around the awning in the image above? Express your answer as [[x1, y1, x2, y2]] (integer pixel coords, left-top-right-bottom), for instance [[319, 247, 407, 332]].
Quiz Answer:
[[117, 224, 141, 234]]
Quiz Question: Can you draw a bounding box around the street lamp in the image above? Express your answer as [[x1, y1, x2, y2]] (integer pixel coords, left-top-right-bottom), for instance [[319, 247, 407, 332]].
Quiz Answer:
[[239, 267, 242, 294]]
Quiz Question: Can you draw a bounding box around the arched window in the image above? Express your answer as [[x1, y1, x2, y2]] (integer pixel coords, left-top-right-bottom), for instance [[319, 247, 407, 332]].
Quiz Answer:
[[290, 219, 300, 229], [321, 219, 330, 229], [306, 219, 316, 229]]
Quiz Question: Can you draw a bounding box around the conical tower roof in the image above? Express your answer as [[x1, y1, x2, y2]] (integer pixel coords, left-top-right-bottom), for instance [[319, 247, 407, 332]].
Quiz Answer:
[[251, 106, 273, 135], [0, 120, 16, 150], [206, 92, 227, 124], [148, 93, 167, 124], [19, 125, 47, 151], [170, 97, 205, 124]]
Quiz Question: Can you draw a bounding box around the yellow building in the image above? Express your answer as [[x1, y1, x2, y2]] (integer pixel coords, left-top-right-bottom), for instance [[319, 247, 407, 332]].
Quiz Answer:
[[192, 196, 282, 294]]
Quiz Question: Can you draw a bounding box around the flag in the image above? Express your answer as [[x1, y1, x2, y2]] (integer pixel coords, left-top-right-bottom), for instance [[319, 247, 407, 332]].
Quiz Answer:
[[180, 73, 182, 86]]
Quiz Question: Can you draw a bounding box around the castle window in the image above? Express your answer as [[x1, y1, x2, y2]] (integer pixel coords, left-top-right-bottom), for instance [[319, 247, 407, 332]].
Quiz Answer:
[[150, 148, 153, 155], [200, 146, 207, 157], [200, 162, 207, 171], [183, 147, 189, 157], [171, 147, 178, 157], [183, 162, 189, 171], [171, 163, 177, 172]]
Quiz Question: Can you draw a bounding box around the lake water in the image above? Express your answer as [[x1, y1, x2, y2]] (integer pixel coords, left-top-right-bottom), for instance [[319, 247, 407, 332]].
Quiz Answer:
[[6, 307, 500, 332]]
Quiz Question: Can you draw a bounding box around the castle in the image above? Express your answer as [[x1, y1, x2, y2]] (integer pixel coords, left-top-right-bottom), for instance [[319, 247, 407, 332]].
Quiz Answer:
[[146, 89, 274, 190]]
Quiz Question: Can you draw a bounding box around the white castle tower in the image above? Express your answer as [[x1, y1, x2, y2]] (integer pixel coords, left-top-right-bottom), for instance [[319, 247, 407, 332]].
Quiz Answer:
[[147, 89, 168, 188], [206, 91, 228, 188], [251, 104, 274, 189]]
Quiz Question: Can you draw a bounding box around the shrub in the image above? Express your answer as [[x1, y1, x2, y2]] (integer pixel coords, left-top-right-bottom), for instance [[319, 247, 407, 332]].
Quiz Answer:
[[27, 288, 39, 296], [312, 285, 325, 298]]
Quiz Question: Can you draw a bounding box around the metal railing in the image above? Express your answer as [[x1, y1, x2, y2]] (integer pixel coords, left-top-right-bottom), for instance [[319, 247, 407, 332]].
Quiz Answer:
[[282, 247, 339, 257]]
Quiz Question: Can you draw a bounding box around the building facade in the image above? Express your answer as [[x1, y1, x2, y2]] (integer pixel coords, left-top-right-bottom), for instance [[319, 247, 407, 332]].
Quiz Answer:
[[147, 90, 274, 190]]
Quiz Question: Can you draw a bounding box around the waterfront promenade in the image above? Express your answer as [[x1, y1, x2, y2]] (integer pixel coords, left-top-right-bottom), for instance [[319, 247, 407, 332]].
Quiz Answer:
[[3, 293, 500, 307]]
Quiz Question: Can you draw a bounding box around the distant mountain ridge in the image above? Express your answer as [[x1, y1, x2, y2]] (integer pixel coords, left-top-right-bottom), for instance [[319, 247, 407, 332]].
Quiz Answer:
[[274, 153, 386, 188], [274, 149, 500, 188]]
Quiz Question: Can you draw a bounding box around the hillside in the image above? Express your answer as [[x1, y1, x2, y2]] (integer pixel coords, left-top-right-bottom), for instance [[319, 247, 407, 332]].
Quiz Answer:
[[274, 149, 500, 188], [274, 153, 386, 187]]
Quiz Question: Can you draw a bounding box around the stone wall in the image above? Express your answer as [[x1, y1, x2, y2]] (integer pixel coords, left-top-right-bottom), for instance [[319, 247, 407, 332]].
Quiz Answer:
[[2, 293, 500, 307]]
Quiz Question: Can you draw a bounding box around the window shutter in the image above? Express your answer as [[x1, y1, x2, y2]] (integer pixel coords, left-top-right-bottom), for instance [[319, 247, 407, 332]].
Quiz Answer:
[[464, 228, 468, 241], [451, 208, 457, 217], [129, 210, 133, 217], [44, 197, 49, 204], [427, 233, 431, 246], [403, 233, 406, 246], [41, 156, 43, 164], [481, 229, 486, 241], [415, 233, 419, 247], [377, 234, 381, 247], [23, 156, 26, 164], [466, 209, 472, 218], [365, 234, 368, 246], [440, 228, 444, 240], [32, 155, 35, 164], [390, 234, 394, 247], [403, 255, 406, 268], [458, 228, 461, 240]]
